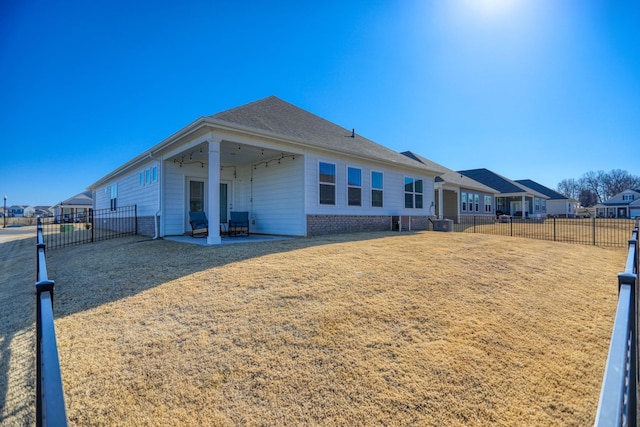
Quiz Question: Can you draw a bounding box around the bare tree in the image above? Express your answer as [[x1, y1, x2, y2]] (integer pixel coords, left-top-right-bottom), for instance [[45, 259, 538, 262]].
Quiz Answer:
[[556, 169, 640, 207]]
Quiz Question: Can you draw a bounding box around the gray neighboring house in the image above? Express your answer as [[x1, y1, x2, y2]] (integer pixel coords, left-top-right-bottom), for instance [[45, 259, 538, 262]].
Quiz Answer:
[[401, 152, 498, 223], [458, 168, 549, 218], [54, 191, 93, 222], [514, 179, 579, 218], [594, 189, 640, 219]]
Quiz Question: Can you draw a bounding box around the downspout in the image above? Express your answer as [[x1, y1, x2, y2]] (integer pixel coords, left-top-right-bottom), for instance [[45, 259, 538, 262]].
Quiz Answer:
[[149, 152, 163, 240]]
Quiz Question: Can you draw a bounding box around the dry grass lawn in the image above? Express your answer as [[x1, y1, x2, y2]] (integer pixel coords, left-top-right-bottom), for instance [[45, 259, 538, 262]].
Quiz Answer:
[[1, 230, 627, 425]]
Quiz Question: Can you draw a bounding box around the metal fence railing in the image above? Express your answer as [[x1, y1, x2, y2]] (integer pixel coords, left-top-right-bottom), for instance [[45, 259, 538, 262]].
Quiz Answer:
[[453, 216, 637, 247], [40, 205, 137, 250], [594, 219, 639, 426], [35, 217, 68, 426]]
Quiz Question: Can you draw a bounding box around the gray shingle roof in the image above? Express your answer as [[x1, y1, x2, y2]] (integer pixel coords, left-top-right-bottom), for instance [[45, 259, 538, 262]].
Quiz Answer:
[[514, 180, 568, 200], [210, 96, 443, 173], [402, 152, 497, 193], [458, 169, 548, 198]]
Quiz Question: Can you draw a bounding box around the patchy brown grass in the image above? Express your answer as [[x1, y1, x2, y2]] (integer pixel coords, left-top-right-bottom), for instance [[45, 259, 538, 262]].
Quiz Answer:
[[10, 231, 628, 426]]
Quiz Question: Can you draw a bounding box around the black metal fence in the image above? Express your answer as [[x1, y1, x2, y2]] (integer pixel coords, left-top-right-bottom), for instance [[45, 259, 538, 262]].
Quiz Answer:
[[35, 218, 68, 426], [594, 219, 639, 426], [453, 216, 637, 247], [40, 205, 137, 250]]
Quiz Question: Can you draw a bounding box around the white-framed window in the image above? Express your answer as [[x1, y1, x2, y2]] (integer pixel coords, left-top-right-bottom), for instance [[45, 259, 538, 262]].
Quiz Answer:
[[139, 172, 144, 186], [535, 198, 541, 212], [474, 194, 480, 211], [371, 171, 383, 207], [404, 177, 423, 209], [347, 167, 362, 207], [542, 199, 547, 212], [461, 192, 467, 212], [109, 184, 117, 210], [484, 196, 492, 212], [152, 166, 157, 182], [319, 162, 336, 205], [623, 194, 634, 201], [145, 169, 151, 184]]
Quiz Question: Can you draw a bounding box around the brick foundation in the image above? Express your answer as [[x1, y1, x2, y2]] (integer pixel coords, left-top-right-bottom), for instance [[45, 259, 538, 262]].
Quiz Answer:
[[306, 214, 432, 236]]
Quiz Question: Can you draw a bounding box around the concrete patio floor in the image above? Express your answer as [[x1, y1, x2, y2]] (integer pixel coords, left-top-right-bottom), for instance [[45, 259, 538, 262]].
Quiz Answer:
[[163, 234, 295, 246]]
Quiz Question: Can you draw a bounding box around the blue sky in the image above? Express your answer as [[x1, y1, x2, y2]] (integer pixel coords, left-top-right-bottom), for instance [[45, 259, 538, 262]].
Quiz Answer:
[[1, 0, 639, 206]]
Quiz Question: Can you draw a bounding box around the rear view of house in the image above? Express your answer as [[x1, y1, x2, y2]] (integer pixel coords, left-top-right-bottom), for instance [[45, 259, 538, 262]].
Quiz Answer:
[[88, 96, 443, 244]]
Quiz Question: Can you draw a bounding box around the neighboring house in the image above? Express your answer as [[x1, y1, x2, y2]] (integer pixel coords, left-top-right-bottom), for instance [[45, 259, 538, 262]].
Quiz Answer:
[[53, 191, 93, 222], [7, 205, 25, 217], [401, 151, 497, 223], [594, 189, 640, 219], [515, 179, 579, 218], [23, 206, 35, 218], [33, 206, 55, 217], [458, 169, 549, 218], [88, 96, 444, 244]]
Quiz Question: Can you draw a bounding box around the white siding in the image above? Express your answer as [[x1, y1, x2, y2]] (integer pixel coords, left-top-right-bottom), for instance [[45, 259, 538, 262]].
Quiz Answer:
[[248, 156, 305, 235], [304, 151, 436, 216], [94, 160, 159, 216]]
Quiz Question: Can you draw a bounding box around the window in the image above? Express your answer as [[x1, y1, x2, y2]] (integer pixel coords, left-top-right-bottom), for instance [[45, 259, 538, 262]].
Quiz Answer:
[[484, 196, 492, 212], [319, 162, 336, 205], [139, 172, 144, 186], [109, 184, 117, 210], [404, 177, 424, 209], [474, 194, 479, 211], [347, 167, 362, 206], [461, 192, 467, 212], [371, 171, 383, 207], [145, 169, 151, 184], [535, 198, 541, 212], [152, 166, 157, 182], [542, 199, 547, 212], [623, 194, 634, 201]]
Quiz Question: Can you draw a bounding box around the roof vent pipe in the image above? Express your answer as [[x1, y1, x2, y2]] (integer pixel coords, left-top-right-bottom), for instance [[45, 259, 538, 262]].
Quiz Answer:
[[351, 128, 355, 138]]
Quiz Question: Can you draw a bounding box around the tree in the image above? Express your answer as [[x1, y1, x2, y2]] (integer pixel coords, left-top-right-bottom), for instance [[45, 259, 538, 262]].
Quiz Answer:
[[556, 169, 640, 207]]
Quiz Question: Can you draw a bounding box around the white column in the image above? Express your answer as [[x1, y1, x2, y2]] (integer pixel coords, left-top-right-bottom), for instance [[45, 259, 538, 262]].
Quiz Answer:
[[438, 186, 444, 219], [522, 194, 526, 218], [207, 138, 222, 245]]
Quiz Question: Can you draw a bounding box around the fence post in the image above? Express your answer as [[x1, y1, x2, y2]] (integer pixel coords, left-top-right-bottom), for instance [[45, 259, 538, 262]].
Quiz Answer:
[[593, 216, 597, 246], [553, 216, 556, 242], [134, 205, 138, 235], [510, 216, 513, 237], [90, 209, 95, 243], [473, 216, 476, 233]]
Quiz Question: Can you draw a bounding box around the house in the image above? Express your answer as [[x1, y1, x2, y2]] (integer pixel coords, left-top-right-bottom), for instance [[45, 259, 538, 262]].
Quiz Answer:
[[594, 189, 640, 219], [458, 168, 549, 218], [514, 179, 579, 218], [401, 151, 497, 223], [88, 96, 444, 244], [33, 206, 55, 217], [53, 191, 93, 222], [7, 205, 26, 217]]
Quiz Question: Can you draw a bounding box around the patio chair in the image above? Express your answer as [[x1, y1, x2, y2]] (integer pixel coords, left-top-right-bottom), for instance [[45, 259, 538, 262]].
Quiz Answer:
[[188, 211, 208, 237], [228, 211, 249, 237]]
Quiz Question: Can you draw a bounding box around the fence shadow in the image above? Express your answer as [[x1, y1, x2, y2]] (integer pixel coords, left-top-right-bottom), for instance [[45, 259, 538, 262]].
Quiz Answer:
[[0, 237, 36, 425]]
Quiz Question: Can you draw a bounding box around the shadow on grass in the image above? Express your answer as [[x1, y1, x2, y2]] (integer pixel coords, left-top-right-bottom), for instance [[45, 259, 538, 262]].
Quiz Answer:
[[0, 236, 36, 425], [47, 230, 418, 320]]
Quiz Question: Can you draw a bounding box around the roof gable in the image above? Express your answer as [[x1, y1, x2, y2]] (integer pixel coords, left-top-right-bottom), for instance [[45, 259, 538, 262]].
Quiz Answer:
[[210, 96, 441, 173]]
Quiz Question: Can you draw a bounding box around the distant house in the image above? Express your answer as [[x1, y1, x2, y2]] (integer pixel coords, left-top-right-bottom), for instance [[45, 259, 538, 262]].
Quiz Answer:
[[515, 179, 579, 218], [53, 191, 93, 222], [594, 189, 640, 219], [88, 96, 444, 243], [33, 206, 55, 217], [458, 169, 549, 218], [7, 205, 26, 217], [401, 152, 497, 223]]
